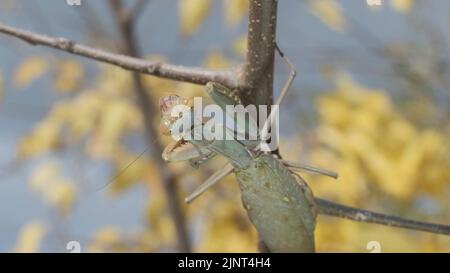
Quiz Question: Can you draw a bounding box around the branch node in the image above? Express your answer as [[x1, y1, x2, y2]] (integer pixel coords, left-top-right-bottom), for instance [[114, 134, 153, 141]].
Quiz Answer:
[[147, 62, 162, 74], [56, 37, 75, 52]]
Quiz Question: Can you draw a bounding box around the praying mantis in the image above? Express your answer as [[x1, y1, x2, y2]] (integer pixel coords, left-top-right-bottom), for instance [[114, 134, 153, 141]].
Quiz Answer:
[[157, 46, 450, 252], [159, 48, 338, 253]]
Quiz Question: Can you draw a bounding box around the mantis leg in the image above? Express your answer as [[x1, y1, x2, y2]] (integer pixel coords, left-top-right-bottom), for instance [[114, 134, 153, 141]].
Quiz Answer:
[[189, 151, 216, 169], [185, 163, 234, 204], [274, 43, 297, 106], [259, 44, 297, 145], [283, 160, 339, 179], [274, 46, 339, 180]]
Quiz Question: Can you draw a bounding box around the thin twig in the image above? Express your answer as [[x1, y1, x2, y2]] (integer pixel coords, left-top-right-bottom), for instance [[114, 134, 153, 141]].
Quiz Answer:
[[316, 198, 450, 236], [0, 22, 239, 88], [109, 0, 192, 252]]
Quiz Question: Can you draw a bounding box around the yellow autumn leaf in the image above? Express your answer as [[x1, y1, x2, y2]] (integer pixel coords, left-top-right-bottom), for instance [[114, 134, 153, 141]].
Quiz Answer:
[[224, 0, 248, 28], [19, 118, 62, 158], [54, 60, 84, 93], [87, 226, 123, 252], [98, 65, 132, 96], [67, 92, 103, 140], [95, 99, 140, 145], [30, 162, 78, 215], [14, 56, 49, 88], [30, 161, 59, 192], [390, 0, 414, 13], [179, 0, 212, 36], [310, 0, 347, 32], [47, 180, 77, 215], [14, 221, 47, 253], [92, 227, 121, 245]]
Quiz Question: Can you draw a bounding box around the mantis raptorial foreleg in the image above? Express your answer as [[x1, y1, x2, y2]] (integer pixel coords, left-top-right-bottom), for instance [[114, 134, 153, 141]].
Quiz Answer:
[[185, 163, 234, 203]]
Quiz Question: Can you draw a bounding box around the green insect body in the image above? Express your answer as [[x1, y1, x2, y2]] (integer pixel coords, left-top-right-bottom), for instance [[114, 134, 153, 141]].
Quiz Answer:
[[160, 82, 318, 252], [236, 153, 317, 252]]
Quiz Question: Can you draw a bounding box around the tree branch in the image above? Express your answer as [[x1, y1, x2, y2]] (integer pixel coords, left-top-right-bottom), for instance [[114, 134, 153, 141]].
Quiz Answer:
[[0, 22, 239, 88], [109, 0, 191, 252], [316, 198, 450, 236], [241, 0, 279, 253], [241, 0, 278, 107]]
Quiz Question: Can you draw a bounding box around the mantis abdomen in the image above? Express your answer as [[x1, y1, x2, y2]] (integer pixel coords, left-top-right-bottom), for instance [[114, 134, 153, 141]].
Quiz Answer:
[[236, 154, 317, 252]]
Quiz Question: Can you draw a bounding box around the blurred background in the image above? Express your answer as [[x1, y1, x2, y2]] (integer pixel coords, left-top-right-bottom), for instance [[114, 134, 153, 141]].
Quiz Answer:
[[0, 0, 449, 252]]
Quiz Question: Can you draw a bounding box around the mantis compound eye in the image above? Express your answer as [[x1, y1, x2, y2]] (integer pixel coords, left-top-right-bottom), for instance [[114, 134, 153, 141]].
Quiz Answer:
[[159, 94, 195, 136], [159, 95, 181, 114]]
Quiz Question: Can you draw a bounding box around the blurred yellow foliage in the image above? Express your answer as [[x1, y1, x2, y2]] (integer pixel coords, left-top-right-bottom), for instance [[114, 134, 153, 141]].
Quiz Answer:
[[179, 0, 212, 36], [19, 64, 142, 161], [316, 218, 423, 252], [300, 72, 450, 252], [310, 73, 450, 202], [88, 226, 124, 252], [14, 56, 49, 88], [109, 150, 160, 196], [54, 60, 84, 93], [224, 0, 248, 28], [19, 117, 62, 158], [14, 221, 47, 253], [88, 227, 161, 252], [391, 0, 414, 13], [197, 198, 257, 252], [146, 197, 177, 248], [30, 161, 77, 215], [310, 0, 347, 32], [96, 99, 140, 144]]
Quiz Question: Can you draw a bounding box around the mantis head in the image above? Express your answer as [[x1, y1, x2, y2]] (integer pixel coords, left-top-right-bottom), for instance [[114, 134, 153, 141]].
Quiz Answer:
[[159, 94, 212, 162], [159, 82, 255, 166]]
